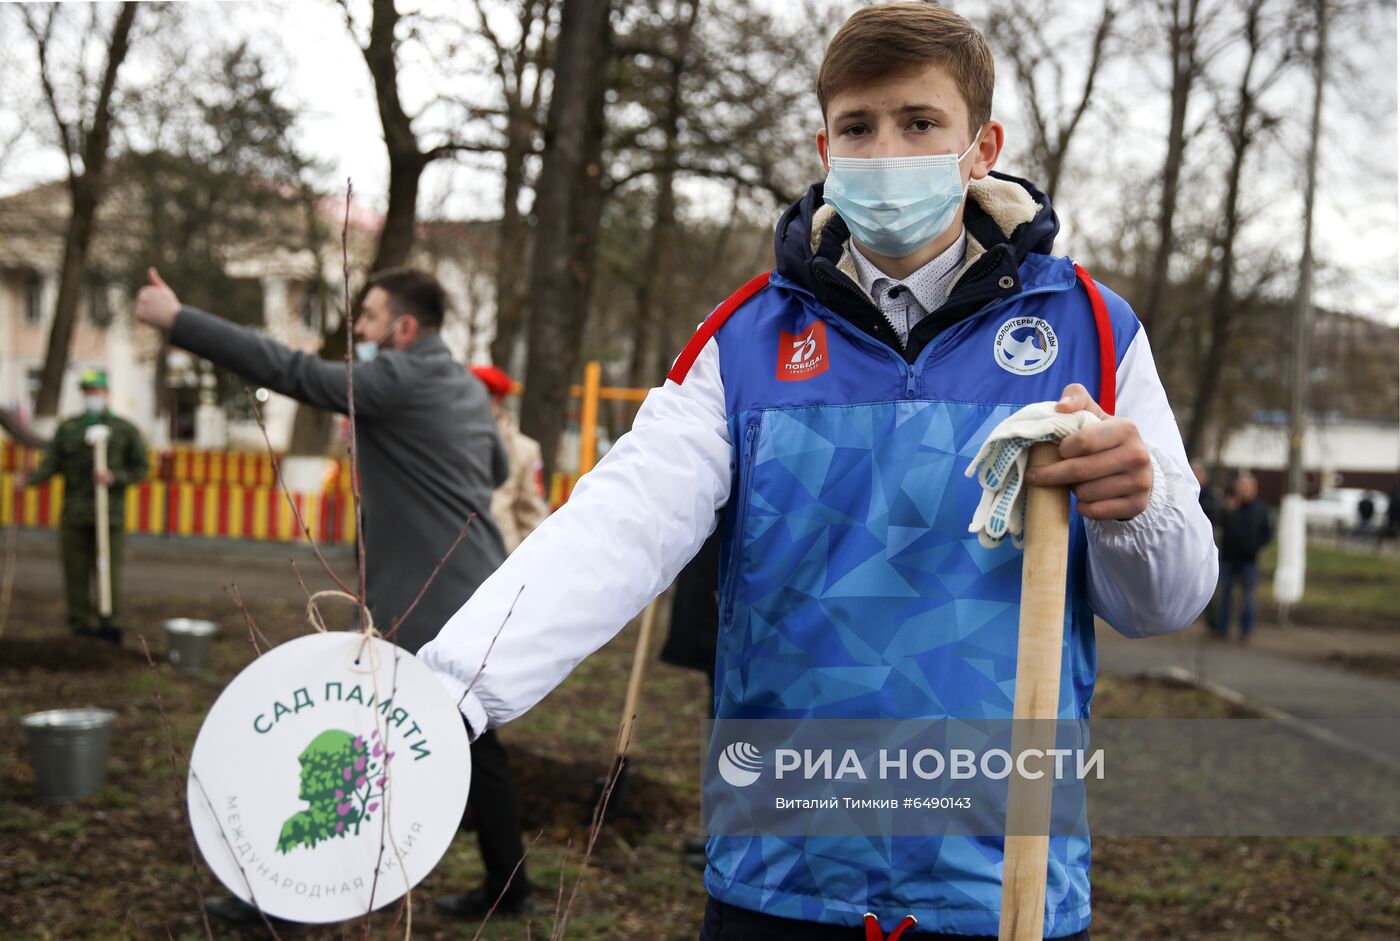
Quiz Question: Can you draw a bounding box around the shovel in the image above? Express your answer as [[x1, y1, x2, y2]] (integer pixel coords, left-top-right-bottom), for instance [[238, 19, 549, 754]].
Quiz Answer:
[[998, 442, 1072, 941], [83, 424, 121, 644], [584, 596, 662, 825]]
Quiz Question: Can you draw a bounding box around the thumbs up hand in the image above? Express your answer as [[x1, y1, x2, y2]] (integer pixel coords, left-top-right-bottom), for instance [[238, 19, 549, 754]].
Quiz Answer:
[[135, 267, 181, 330]]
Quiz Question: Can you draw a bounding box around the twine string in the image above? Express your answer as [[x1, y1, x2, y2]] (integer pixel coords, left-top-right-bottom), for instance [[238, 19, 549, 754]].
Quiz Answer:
[[301, 589, 412, 938]]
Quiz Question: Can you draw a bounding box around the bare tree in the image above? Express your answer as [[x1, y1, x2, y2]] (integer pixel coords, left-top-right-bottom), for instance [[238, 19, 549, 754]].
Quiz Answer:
[[24, 2, 140, 426], [1138, 0, 1218, 338], [983, 0, 1118, 203], [601, 0, 832, 385], [518, 0, 613, 479], [617, 0, 701, 390], [1183, 0, 1298, 455], [339, 0, 505, 274], [473, 0, 556, 371], [277, 0, 508, 456]]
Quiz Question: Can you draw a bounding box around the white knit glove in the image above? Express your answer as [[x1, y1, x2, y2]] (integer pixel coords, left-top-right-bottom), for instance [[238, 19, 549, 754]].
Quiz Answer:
[[964, 402, 1100, 549]]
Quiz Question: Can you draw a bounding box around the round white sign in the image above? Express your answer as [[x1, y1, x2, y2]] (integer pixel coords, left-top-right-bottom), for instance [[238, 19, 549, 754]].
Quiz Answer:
[[187, 631, 471, 922]]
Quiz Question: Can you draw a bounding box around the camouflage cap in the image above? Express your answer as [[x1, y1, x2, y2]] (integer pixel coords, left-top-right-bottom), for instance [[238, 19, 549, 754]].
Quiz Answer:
[[78, 368, 108, 390]]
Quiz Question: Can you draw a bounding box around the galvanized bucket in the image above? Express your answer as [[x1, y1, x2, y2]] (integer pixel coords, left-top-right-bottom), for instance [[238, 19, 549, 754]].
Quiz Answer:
[[164, 618, 218, 673], [21, 708, 117, 802]]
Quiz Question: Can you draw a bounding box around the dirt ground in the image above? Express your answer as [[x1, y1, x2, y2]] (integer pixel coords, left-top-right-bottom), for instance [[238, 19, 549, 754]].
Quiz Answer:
[[1, 578, 1398, 940]]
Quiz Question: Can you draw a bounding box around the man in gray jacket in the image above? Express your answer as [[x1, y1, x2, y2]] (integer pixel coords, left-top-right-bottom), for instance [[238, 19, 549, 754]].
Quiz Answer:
[[135, 265, 535, 921]]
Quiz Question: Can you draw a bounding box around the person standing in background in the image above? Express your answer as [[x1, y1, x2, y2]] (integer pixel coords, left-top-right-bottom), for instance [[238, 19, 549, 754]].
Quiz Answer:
[[1193, 460, 1223, 527], [472, 365, 549, 554], [1216, 473, 1273, 641], [135, 266, 535, 922], [1192, 459, 1223, 630], [19, 369, 147, 644]]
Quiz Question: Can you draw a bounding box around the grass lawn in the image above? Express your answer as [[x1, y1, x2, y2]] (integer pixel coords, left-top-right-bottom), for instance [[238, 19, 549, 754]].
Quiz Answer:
[[1256, 541, 1400, 631], [1, 587, 1396, 940]]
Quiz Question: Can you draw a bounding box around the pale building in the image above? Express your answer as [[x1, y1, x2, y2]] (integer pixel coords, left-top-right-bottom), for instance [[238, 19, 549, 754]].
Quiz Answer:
[[0, 175, 499, 455]]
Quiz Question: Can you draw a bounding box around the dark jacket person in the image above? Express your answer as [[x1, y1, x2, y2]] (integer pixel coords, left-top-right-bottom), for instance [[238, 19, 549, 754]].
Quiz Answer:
[[137, 265, 531, 925], [1216, 474, 1273, 639], [135, 266, 508, 653]]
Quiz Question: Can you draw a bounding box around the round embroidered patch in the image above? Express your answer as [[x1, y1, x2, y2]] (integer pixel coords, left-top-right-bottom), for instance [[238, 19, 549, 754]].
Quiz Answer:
[[993, 316, 1059, 376]]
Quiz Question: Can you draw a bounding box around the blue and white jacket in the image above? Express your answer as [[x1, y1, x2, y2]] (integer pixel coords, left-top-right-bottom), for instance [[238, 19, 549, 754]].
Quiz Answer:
[[421, 172, 1217, 937]]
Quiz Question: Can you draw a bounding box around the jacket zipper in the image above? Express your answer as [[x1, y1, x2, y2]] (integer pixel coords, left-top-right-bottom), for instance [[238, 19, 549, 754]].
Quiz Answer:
[[722, 417, 762, 625], [809, 267, 914, 372]]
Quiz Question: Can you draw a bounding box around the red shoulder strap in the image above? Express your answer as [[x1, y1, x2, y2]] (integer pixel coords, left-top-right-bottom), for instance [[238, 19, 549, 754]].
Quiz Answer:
[[1073, 263, 1116, 416], [667, 271, 772, 385]]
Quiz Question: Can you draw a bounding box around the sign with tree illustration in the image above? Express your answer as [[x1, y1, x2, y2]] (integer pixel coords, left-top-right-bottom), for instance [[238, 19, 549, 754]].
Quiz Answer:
[[187, 632, 470, 923]]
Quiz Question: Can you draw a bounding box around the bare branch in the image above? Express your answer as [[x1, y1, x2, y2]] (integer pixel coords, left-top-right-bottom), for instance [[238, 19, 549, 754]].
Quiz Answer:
[[225, 582, 274, 654], [470, 0, 517, 100], [340, 180, 369, 619], [246, 388, 357, 598], [134, 634, 222, 941], [469, 831, 545, 941], [21, 3, 77, 173], [384, 512, 476, 640], [423, 138, 517, 162]]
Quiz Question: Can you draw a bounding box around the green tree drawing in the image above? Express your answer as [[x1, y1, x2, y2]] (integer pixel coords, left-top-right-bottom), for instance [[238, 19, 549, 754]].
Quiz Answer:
[[276, 729, 392, 854]]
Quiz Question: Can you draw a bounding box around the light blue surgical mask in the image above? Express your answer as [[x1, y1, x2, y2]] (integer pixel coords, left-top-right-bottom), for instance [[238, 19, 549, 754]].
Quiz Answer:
[[353, 315, 407, 363], [822, 129, 982, 258], [83, 395, 106, 414]]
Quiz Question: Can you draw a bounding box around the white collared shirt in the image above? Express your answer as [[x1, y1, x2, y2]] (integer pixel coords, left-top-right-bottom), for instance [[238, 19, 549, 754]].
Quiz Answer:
[[850, 232, 968, 348]]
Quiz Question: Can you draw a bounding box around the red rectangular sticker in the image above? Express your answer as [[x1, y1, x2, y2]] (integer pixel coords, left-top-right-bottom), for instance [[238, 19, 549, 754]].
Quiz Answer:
[[777, 321, 830, 382]]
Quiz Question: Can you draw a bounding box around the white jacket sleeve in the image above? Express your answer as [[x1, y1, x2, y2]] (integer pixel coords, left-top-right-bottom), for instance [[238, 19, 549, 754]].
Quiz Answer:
[[1086, 328, 1218, 637], [417, 339, 731, 738]]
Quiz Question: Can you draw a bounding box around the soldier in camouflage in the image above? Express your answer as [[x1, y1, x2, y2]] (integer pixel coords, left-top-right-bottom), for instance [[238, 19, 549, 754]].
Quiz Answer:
[[21, 369, 148, 642]]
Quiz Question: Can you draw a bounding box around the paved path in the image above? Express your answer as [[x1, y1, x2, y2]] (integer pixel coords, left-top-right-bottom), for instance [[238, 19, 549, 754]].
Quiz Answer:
[[5, 529, 357, 604], [9, 528, 1396, 761], [1097, 623, 1400, 764]]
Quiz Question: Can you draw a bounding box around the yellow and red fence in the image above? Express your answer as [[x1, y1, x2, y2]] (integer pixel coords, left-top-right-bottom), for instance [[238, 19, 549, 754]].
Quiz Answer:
[[0, 361, 644, 544], [3, 439, 356, 543], [1, 473, 357, 544]]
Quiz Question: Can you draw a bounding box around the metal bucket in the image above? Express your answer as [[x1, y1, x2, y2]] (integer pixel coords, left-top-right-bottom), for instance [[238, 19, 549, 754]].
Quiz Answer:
[[21, 708, 117, 802], [164, 618, 219, 673]]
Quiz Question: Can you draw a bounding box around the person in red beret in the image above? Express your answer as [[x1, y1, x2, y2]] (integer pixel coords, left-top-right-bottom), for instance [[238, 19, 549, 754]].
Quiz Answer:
[[472, 365, 548, 554]]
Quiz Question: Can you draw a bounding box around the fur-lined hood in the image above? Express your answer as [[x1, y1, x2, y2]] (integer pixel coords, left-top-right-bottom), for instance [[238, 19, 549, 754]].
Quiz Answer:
[[773, 170, 1060, 308]]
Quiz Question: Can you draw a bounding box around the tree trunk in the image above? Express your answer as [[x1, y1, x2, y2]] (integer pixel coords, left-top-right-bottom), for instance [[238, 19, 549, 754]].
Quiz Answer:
[[368, 149, 428, 273], [1184, 1, 1264, 456], [1139, 0, 1202, 340], [36, 183, 99, 421], [33, 2, 139, 421], [629, 4, 693, 389], [519, 0, 613, 480], [488, 122, 532, 368], [286, 0, 429, 458], [1184, 115, 1248, 456]]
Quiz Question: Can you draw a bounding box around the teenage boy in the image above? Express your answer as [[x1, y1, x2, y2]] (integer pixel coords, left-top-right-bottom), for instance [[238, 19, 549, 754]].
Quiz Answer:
[[420, 3, 1216, 938]]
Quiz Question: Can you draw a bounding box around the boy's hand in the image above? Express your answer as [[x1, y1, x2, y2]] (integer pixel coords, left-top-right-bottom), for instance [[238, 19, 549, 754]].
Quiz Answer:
[[135, 268, 181, 330], [1023, 383, 1153, 521]]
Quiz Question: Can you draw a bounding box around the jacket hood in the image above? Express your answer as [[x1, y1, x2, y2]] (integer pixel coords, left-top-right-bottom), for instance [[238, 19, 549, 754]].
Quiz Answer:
[[773, 170, 1060, 301]]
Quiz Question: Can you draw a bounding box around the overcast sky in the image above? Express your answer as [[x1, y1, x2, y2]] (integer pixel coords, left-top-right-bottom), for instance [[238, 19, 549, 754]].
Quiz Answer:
[[1, 0, 1395, 324]]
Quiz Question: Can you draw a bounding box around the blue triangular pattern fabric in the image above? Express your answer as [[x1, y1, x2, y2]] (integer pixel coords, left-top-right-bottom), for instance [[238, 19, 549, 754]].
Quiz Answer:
[[712, 397, 1096, 936]]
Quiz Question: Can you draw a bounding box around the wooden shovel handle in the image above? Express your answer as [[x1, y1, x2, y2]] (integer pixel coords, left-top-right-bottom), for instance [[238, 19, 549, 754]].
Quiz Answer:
[[615, 597, 661, 758], [999, 442, 1071, 941], [92, 435, 113, 619]]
